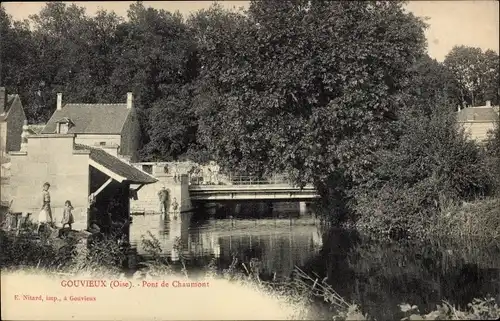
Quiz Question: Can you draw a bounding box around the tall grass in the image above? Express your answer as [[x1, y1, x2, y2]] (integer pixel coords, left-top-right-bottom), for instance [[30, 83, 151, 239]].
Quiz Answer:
[[431, 198, 500, 239]]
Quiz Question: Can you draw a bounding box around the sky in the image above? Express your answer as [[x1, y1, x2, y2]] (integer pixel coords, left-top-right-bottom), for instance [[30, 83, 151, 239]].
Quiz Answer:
[[2, 1, 499, 62]]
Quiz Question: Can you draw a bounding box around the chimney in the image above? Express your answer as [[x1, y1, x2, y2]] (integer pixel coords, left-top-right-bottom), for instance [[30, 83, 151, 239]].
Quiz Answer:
[[0, 87, 6, 114], [127, 92, 133, 109], [485, 100, 491, 107], [57, 93, 63, 110], [457, 105, 461, 112]]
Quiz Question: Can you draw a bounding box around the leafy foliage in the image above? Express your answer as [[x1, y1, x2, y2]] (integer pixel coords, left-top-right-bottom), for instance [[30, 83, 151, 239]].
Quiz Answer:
[[484, 117, 500, 195], [354, 106, 493, 237], [193, 1, 427, 186], [444, 46, 500, 106], [400, 297, 500, 320]]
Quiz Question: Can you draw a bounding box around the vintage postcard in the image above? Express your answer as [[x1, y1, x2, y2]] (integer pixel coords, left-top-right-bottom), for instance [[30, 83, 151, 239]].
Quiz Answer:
[[1, 1, 499, 320]]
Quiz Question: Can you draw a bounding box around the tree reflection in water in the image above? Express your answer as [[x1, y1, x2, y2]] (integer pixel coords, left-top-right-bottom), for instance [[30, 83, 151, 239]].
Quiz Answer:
[[300, 228, 500, 320]]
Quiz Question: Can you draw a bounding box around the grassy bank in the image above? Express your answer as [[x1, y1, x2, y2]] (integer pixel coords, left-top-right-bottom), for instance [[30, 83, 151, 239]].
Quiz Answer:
[[430, 198, 500, 239], [349, 196, 500, 241], [333, 107, 500, 241]]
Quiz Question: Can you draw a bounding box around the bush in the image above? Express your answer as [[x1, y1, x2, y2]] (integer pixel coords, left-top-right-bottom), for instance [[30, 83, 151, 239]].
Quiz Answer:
[[0, 229, 68, 269], [353, 107, 494, 238], [484, 120, 500, 195], [0, 227, 127, 276], [400, 297, 500, 320]]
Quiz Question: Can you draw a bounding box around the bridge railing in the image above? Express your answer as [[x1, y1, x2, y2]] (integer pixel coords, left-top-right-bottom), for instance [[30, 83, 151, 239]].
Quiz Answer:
[[189, 175, 290, 186]]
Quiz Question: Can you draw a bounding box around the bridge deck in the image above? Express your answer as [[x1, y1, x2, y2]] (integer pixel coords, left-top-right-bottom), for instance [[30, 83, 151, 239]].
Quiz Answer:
[[189, 184, 315, 191], [189, 183, 319, 201]]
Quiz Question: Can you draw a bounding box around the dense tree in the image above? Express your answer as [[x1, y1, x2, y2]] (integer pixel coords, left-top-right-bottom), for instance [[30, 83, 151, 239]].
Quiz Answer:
[[193, 1, 427, 216], [0, 6, 39, 120], [143, 84, 198, 161], [1, 2, 124, 122], [482, 49, 500, 105], [409, 54, 461, 114], [444, 46, 499, 106], [109, 2, 195, 159]]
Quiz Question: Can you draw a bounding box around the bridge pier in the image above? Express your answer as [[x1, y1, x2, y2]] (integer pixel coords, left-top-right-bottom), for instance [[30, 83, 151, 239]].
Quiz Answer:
[[130, 173, 192, 216], [299, 202, 307, 216]]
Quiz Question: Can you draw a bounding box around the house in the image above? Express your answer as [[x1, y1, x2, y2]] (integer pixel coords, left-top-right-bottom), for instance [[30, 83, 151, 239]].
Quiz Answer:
[[456, 100, 500, 142], [8, 126, 157, 233], [0, 87, 27, 163], [41, 92, 141, 162]]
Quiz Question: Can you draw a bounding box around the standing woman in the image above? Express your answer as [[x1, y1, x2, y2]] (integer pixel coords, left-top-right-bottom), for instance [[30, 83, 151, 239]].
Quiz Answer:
[[37, 182, 53, 233]]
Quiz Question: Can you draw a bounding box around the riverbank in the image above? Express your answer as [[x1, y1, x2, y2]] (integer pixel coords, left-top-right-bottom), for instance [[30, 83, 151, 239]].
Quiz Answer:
[[349, 196, 500, 241], [430, 197, 500, 239]]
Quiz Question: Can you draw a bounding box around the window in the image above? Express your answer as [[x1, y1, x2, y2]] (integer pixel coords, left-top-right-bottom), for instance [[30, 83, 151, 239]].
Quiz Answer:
[[57, 123, 69, 134], [55, 118, 73, 134], [142, 165, 153, 174], [99, 142, 106, 146]]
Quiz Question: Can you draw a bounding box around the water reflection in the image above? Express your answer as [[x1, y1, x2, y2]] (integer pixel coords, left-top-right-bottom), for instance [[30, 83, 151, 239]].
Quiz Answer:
[[303, 229, 500, 320], [129, 208, 500, 320], [130, 212, 323, 278]]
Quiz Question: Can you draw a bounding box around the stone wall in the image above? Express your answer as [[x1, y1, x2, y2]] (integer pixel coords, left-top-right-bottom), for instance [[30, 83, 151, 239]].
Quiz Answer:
[[8, 134, 89, 229], [130, 174, 192, 215]]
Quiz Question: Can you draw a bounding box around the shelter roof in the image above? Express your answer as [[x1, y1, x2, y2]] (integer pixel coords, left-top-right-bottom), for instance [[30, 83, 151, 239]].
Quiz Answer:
[[75, 144, 157, 184]]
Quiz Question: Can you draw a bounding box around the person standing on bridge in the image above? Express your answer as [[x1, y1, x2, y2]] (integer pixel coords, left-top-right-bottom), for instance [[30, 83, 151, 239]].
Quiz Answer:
[[158, 186, 169, 215], [173, 166, 180, 183]]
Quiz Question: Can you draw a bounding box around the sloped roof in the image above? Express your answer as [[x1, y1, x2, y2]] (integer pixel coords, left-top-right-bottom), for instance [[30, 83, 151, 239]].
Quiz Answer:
[[42, 103, 130, 134], [457, 106, 500, 122], [0, 95, 21, 121], [74, 144, 157, 184], [27, 124, 46, 135]]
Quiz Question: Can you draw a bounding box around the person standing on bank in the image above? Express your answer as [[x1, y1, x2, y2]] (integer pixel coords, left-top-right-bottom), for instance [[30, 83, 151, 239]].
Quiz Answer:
[[37, 182, 53, 234]]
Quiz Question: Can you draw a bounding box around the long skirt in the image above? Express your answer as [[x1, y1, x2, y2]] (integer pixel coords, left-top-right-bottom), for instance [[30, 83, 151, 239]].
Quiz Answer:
[[38, 209, 48, 223]]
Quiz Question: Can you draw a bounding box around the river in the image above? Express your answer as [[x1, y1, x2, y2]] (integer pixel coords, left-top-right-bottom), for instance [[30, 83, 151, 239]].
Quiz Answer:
[[129, 202, 500, 320]]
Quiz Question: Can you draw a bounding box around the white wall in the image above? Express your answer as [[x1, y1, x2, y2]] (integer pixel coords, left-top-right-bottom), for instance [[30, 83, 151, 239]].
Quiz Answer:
[[75, 134, 121, 148], [460, 122, 497, 142], [8, 135, 89, 229]]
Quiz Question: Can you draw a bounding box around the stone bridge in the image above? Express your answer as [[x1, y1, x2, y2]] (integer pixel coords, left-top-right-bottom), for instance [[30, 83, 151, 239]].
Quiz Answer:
[[130, 171, 319, 215]]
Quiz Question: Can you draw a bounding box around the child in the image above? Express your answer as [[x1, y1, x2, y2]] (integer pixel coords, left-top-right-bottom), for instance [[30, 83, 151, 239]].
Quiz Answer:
[[171, 197, 179, 220], [61, 200, 74, 230]]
